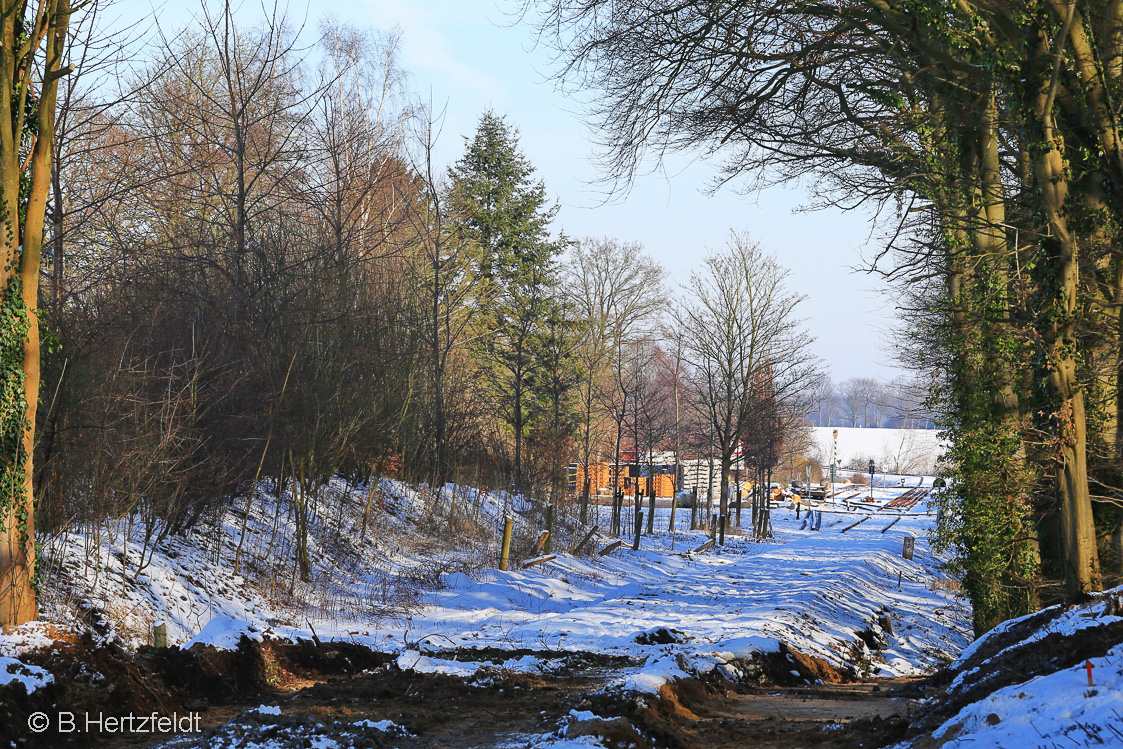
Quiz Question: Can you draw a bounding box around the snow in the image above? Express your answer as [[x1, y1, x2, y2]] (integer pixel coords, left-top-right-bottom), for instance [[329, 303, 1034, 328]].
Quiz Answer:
[[943, 592, 1123, 706], [185, 616, 265, 650], [0, 655, 52, 692], [810, 426, 944, 474], [11, 472, 1123, 747], [352, 718, 408, 733], [0, 621, 57, 658], [525, 736, 608, 748], [6, 477, 971, 713], [907, 644, 1123, 748], [387, 511, 966, 688], [396, 650, 482, 677], [617, 653, 690, 693], [503, 736, 607, 748], [949, 605, 1049, 668]]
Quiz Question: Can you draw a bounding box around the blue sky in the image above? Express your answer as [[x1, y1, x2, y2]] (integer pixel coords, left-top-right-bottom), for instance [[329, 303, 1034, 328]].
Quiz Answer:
[[112, 0, 902, 382]]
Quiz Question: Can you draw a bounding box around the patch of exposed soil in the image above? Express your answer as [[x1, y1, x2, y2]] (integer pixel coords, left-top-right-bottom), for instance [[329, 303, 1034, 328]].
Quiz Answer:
[[591, 674, 918, 749], [3, 636, 925, 749], [0, 634, 391, 747]]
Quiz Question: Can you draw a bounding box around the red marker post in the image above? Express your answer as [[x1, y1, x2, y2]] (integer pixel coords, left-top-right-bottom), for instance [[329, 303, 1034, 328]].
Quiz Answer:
[[1085, 660, 1094, 687]]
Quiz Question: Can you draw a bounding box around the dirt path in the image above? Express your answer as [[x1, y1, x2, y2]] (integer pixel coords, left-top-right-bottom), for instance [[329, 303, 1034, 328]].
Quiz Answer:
[[135, 663, 919, 749], [642, 678, 920, 749], [10, 631, 921, 748]]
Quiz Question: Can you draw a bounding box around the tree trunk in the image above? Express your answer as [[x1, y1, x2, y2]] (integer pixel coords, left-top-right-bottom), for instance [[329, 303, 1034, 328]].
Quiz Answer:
[[0, 0, 73, 626], [1032, 63, 1102, 597], [718, 449, 731, 540]]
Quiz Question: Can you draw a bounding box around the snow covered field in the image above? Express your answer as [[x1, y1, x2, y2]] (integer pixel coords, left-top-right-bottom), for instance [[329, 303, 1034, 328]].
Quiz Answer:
[[810, 426, 945, 475]]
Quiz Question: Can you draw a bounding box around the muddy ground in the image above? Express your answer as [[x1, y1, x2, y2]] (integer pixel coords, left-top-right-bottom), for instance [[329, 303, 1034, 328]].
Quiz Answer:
[[152, 669, 921, 749], [1, 635, 926, 749]]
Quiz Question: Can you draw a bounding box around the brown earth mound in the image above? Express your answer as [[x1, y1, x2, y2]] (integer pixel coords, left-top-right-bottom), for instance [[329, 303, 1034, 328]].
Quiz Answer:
[[0, 634, 391, 746]]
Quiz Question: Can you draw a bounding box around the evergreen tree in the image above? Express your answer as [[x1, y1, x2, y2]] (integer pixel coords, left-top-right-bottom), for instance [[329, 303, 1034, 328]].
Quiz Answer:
[[529, 295, 585, 501], [447, 112, 566, 491], [447, 111, 558, 284]]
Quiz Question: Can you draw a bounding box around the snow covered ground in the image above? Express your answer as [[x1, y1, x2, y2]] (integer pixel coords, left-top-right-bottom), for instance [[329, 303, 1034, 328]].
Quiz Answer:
[[4, 475, 1120, 749], [893, 589, 1123, 748], [1, 477, 969, 700], [924, 644, 1123, 748], [383, 508, 967, 689]]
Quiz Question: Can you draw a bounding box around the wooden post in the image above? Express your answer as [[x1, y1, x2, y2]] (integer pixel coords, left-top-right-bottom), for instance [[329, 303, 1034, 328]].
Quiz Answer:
[[718, 514, 726, 546], [840, 516, 870, 533], [521, 554, 556, 569], [634, 480, 641, 539], [545, 503, 554, 554], [153, 621, 167, 648], [633, 511, 643, 550], [532, 530, 550, 555], [598, 540, 624, 556], [902, 535, 915, 560], [711, 513, 718, 539], [878, 612, 894, 637], [881, 516, 902, 533], [646, 487, 655, 535], [572, 525, 599, 555], [500, 516, 513, 571], [634, 495, 642, 539]]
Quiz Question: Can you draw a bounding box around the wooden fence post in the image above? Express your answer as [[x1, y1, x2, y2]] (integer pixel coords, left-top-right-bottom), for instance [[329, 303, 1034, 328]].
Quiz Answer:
[[902, 535, 915, 560], [633, 511, 643, 550], [153, 621, 167, 648], [521, 555, 556, 569], [500, 516, 514, 571], [598, 540, 624, 556], [572, 525, 599, 555], [545, 503, 554, 554], [531, 530, 550, 555]]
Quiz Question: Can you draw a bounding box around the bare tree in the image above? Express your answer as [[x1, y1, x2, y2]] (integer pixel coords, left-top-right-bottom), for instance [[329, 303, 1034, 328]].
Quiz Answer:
[[0, 0, 82, 626], [566, 237, 664, 522], [838, 378, 881, 428], [812, 376, 836, 427], [659, 326, 689, 533], [628, 338, 672, 535], [309, 20, 413, 266], [675, 232, 820, 537], [879, 430, 937, 475]]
